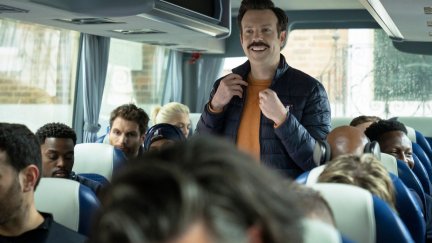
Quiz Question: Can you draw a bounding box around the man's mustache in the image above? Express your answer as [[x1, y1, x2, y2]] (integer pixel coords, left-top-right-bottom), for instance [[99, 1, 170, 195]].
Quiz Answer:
[[248, 42, 269, 49]]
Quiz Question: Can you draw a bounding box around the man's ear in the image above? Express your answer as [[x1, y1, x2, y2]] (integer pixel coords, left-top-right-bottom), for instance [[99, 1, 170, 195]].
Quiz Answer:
[[280, 30, 287, 47], [20, 165, 40, 192], [247, 224, 263, 243]]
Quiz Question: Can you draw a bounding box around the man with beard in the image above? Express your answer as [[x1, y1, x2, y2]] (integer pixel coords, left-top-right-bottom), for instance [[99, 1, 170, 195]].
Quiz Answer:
[[108, 104, 149, 160], [0, 123, 85, 242], [196, 0, 331, 178], [36, 123, 102, 196]]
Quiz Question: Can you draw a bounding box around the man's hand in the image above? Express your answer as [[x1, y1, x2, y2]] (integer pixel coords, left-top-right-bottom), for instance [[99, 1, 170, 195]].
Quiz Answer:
[[210, 73, 248, 111], [259, 89, 287, 126]]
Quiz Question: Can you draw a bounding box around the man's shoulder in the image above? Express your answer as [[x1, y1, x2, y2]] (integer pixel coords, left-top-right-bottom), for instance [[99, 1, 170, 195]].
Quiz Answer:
[[47, 221, 87, 243]]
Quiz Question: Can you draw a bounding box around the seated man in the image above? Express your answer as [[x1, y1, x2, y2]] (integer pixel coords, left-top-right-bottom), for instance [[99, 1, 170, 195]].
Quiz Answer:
[[89, 135, 303, 243], [365, 119, 414, 169], [143, 123, 186, 151], [0, 123, 85, 243], [108, 104, 149, 159], [365, 119, 432, 239], [36, 123, 102, 195]]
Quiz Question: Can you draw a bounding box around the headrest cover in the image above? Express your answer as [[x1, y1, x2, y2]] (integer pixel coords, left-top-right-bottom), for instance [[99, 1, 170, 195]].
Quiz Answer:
[[144, 123, 186, 150]]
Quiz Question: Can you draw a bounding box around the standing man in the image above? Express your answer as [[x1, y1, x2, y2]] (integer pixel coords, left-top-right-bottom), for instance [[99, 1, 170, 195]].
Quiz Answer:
[[0, 123, 85, 242], [196, 0, 331, 178], [108, 104, 149, 159]]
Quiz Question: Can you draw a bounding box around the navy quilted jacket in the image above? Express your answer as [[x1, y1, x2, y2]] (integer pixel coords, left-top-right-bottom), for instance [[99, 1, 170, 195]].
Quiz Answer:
[[196, 55, 331, 178]]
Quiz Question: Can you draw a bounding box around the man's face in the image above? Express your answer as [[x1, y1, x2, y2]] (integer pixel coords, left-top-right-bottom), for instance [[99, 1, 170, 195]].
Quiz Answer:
[[379, 131, 415, 169], [240, 9, 285, 67], [40, 137, 74, 178], [109, 117, 144, 159], [0, 150, 23, 225]]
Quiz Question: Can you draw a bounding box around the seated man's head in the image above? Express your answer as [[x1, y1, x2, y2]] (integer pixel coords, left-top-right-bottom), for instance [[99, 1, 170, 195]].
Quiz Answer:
[[35, 123, 76, 178], [0, 123, 41, 223], [327, 125, 373, 160], [289, 182, 336, 227], [109, 104, 149, 159], [143, 123, 186, 151], [318, 154, 396, 209], [349, 115, 381, 132], [365, 119, 414, 169], [90, 136, 302, 243]]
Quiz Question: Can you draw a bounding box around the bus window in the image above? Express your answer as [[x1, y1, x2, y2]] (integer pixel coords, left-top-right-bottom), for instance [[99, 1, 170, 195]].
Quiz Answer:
[[0, 18, 80, 132], [97, 39, 170, 136], [282, 28, 432, 119]]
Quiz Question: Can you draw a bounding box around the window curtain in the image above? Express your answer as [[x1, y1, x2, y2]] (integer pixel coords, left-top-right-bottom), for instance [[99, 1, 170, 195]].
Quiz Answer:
[[80, 34, 110, 142], [161, 50, 183, 103], [196, 55, 224, 112]]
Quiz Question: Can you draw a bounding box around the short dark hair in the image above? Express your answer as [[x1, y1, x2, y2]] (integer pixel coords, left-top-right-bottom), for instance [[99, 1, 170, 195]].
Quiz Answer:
[[35, 122, 77, 145], [90, 135, 302, 243], [0, 123, 42, 188], [110, 104, 149, 135], [237, 0, 288, 36], [349, 115, 381, 127], [364, 119, 407, 142]]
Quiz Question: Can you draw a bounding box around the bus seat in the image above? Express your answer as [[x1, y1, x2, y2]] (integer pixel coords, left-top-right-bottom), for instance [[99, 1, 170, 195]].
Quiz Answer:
[[73, 143, 126, 182], [412, 153, 431, 195], [35, 178, 100, 236], [77, 173, 110, 186], [397, 159, 427, 210], [413, 143, 432, 183], [297, 165, 424, 242], [310, 183, 414, 243], [406, 126, 432, 164], [302, 219, 350, 243]]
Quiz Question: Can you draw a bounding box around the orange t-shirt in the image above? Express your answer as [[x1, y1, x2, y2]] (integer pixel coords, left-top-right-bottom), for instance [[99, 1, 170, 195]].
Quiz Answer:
[[236, 74, 271, 161]]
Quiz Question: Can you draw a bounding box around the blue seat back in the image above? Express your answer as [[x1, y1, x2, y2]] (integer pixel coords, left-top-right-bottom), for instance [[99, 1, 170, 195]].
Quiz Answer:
[[35, 178, 100, 236], [397, 159, 427, 210], [412, 143, 432, 183], [389, 174, 426, 243], [412, 153, 431, 195]]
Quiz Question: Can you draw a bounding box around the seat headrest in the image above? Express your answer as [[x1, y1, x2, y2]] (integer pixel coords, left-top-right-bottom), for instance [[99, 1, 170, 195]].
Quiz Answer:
[[379, 153, 398, 176], [302, 219, 343, 243], [310, 183, 375, 243], [34, 178, 100, 235], [405, 126, 416, 143], [74, 143, 122, 181]]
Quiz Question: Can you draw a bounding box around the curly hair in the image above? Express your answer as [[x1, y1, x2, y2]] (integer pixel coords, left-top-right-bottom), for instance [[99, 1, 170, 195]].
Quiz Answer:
[[0, 123, 42, 188], [35, 122, 77, 145], [237, 0, 288, 37], [318, 154, 396, 209], [110, 104, 150, 135], [364, 119, 407, 143]]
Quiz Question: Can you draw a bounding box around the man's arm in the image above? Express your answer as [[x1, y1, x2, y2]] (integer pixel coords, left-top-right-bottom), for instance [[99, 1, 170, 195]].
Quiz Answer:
[[274, 83, 331, 171], [196, 74, 248, 135]]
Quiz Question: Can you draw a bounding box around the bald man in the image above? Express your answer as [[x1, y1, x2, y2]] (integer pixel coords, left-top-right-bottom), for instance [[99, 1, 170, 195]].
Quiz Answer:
[[327, 125, 371, 160]]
